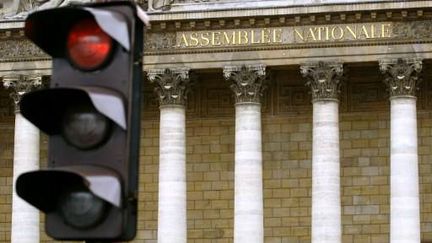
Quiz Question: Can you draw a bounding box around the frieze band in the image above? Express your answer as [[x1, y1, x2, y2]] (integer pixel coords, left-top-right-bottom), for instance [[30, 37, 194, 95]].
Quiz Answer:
[[1, 20, 432, 62], [144, 20, 432, 52], [177, 23, 392, 48]]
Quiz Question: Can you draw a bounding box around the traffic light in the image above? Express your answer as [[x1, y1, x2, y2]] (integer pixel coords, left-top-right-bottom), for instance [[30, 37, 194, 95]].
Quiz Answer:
[[15, 1, 143, 241]]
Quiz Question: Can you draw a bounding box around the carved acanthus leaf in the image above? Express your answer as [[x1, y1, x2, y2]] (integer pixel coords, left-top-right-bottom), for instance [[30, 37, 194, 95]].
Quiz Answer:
[[148, 68, 192, 106], [379, 58, 422, 97], [0, 39, 47, 61], [224, 64, 267, 104], [301, 61, 343, 101], [2, 74, 44, 112]]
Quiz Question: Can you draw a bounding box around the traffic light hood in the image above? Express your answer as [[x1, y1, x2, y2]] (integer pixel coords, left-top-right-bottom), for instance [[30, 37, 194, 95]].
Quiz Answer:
[[16, 165, 122, 212], [20, 87, 127, 135], [24, 2, 132, 57], [18, 2, 143, 240]]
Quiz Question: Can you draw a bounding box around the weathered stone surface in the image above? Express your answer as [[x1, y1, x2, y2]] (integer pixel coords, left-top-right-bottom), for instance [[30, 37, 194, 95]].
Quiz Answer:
[[234, 103, 263, 243], [390, 98, 420, 243], [0, 40, 47, 62], [158, 106, 187, 243], [0, 1, 431, 243], [301, 61, 344, 101], [147, 68, 192, 106], [2, 74, 43, 113], [224, 65, 267, 104], [379, 58, 422, 97], [10, 113, 40, 243]]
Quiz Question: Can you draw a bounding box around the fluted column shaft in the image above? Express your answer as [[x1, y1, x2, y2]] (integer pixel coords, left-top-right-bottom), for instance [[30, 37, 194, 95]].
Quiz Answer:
[[224, 65, 266, 243], [235, 103, 263, 242], [11, 113, 40, 243], [3, 75, 42, 243], [380, 58, 422, 243], [158, 105, 186, 242], [301, 62, 343, 243], [148, 68, 191, 243], [312, 101, 340, 243]]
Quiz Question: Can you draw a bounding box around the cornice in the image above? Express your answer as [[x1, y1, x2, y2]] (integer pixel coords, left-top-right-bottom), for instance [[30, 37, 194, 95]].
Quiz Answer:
[[0, 20, 24, 30], [146, 7, 432, 33], [147, 0, 432, 23]]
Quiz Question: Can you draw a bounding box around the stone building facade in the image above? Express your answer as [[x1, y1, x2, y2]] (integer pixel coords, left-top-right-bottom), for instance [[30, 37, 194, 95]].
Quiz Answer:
[[0, 0, 432, 242]]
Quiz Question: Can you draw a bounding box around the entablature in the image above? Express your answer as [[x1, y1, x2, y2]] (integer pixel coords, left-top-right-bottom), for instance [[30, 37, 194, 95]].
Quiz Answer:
[[143, 2, 432, 69], [147, 0, 432, 22], [0, 0, 432, 71]]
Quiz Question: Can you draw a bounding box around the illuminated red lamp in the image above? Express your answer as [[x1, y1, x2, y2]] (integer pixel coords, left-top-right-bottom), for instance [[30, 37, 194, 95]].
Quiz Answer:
[[67, 18, 113, 71]]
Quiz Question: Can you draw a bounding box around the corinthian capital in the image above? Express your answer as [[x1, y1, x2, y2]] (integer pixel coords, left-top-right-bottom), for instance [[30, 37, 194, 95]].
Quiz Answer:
[[2, 74, 44, 113], [300, 61, 344, 102], [147, 67, 191, 106], [379, 58, 422, 97], [224, 64, 267, 104]]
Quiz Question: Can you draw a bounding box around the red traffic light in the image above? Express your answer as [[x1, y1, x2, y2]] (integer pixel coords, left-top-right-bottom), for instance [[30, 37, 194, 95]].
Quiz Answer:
[[67, 18, 113, 71], [19, 1, 143, 240]]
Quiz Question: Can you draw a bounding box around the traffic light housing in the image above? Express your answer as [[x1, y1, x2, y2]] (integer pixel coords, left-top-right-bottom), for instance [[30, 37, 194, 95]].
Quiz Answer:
[[15, 1, 143, 241]]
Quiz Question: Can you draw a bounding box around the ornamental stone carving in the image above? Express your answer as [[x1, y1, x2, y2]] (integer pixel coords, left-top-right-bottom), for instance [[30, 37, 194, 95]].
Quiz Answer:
[[2, 74, 43, 113], [0, 40, 47, 61], [147, 0, 220, 10], [224, 64, 267, 104], [393, 21, 432, 39], [379, 58, 422, 97], [148, 68, 192, 106], [3, 0, 92, 19], [144, 33, 176, 51], [148, 0, 174, 11], [300, 61, 344, 101]]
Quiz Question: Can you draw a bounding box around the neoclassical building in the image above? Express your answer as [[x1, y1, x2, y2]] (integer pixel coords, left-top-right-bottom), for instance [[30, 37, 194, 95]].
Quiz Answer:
[[0, 0, 432, 242]]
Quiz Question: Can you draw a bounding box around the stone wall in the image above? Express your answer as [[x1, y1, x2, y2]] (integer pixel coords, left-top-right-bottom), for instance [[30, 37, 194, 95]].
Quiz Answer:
[[0, 124, 13, 243], [0, 87, 13, 243], [0, 63, 431, 242]]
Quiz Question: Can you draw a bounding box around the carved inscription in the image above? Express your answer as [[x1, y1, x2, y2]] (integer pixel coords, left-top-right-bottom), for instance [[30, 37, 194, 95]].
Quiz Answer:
[[179, 28, 283, 47], [177, 23, 393, 48], [293, 23, 391, 42]]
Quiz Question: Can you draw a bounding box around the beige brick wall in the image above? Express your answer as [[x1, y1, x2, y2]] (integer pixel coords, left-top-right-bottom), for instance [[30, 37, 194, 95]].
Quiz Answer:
[[133, 110, 432, 243], [0, 123, 13, 243], [0, 65, 431, 243]]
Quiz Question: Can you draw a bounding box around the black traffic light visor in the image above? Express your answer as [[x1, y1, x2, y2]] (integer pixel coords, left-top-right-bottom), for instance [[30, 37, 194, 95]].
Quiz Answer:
[[24, 3, 131, 57], [16, 165, 122, 212], [20, 87, 127, 135]]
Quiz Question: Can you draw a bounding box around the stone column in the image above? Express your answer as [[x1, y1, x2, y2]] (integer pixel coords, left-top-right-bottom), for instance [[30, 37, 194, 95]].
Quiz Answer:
[[224, 65, 266, 243], [148, 68, 191, 243], [301, 61, 343, 243], [380, 58, 422, 243], [2, 75, 43, 243]]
